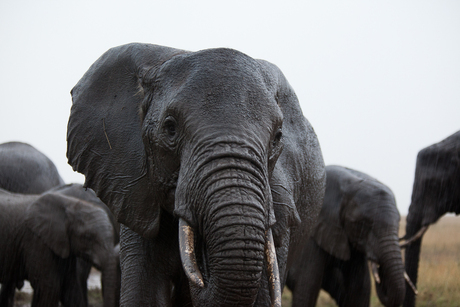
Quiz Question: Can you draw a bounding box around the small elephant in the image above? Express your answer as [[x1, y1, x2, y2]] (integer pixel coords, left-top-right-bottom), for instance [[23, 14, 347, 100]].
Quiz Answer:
[[66, 43, 326, 306], [286, 165, 405, 307], [0, 188, 119, 307], [0, 142, 64, 193], [402, 130, 460, 307]]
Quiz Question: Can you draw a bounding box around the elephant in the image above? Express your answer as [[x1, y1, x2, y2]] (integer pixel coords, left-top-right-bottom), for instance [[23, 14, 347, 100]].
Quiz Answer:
[[47, 183, 121, 307], [0, 187, 120, 307], [401, 130, 460, 307], [0, 141, 120, 305], [66, 43, 326, 306], [0, 141, 64, 193], [286, 165, 406, 307]]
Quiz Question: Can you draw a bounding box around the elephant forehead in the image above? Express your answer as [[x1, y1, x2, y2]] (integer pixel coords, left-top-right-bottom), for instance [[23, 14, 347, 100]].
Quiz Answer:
[[151, 53, 281, 130]]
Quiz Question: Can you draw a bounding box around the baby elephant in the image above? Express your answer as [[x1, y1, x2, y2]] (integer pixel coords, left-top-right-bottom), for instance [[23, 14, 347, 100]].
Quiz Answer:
[[286, 165, 405, 307], [0, 188, 119, 307]]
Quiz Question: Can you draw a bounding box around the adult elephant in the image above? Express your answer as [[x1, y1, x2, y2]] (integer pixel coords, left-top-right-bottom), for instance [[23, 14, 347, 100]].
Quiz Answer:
[[286, 165, 406, 307], [66, 43, 326, 306], [401, 130, 460, 307], [0, 188, 119, 307], [0, 142, 64, 193]]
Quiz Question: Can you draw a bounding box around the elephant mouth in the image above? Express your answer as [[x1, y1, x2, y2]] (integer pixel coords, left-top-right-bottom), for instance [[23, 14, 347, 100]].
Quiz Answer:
[[178, 218, 282, 307]]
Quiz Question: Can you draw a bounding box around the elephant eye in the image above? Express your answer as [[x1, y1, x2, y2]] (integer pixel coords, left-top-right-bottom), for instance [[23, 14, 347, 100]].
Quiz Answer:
[[273, 128, 283, 148], [163, 116, 178, 140]]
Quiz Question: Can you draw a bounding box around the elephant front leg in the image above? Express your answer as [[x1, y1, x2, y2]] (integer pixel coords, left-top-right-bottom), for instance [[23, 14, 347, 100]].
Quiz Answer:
[[0, 281, 16, 307], [120, 223, 183, 306]]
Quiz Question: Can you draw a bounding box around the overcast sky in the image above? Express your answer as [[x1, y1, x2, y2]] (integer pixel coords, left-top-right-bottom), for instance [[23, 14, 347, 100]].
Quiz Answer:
[[1, 1, 459, 215]]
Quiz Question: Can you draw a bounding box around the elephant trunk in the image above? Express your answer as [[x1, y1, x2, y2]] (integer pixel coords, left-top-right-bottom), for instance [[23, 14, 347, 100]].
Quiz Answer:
[[374, 235, 406, 307], [177, 153, 278, 306], [100, 248, 120, 307], [403, 222, 424, 307]]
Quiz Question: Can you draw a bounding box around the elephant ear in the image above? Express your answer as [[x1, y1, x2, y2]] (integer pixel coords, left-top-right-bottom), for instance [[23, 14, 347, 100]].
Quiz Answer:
[[312, 167, 351, 261], [67, 43, 187, 238], [25, 193, 70, 259]]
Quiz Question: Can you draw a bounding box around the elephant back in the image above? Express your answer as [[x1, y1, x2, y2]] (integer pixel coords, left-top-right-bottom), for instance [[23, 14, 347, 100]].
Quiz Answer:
[[0, 142, 64, 194]]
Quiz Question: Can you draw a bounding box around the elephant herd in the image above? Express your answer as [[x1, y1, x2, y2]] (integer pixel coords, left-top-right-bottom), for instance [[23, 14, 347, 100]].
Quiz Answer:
[[0, 43, 458, 307]]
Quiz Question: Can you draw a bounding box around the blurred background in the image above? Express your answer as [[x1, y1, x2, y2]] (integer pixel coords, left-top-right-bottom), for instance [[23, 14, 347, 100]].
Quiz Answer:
[[1, 0, 459, 215]]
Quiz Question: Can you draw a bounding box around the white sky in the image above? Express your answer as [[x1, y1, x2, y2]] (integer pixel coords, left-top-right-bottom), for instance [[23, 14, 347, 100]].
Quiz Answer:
[[1, 1, 459, 215]]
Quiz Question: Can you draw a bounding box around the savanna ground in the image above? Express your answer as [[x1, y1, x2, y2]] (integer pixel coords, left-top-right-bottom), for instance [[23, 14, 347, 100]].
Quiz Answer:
[[11, 216, 460, 306]]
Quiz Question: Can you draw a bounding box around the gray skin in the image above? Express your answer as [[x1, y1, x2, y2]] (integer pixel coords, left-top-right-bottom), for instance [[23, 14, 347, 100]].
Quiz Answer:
[[47, 184, 121, 307], [66, 43, 326, 306], [0, 142, 64, 193], [0, 188, 119, 307], [286, 165, 405, 307], [403, 131, 460, 307], [0, 141, 120, 305]]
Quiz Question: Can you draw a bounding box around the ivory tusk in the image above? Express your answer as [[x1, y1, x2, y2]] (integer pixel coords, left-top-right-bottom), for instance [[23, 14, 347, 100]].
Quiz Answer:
[[404, 272, 418, 295], [370, 261, 381, 284], [178, 218, 204, 288], [265, 229, 282, 307], [400, 226, 429, 248]]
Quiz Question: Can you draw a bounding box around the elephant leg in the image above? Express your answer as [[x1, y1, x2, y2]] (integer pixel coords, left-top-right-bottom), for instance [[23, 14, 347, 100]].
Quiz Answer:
[[60, 257, 89, 307], [289, 240, 327, 307], [326, 252, 370, 307], [120, 222, 183, 306], [0, 282, 16, 307], [30, 277, 61, 307]]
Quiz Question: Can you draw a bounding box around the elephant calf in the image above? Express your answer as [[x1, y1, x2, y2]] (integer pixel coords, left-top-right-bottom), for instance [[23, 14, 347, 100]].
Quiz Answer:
[[286, 165, 405, 307], [0, 187, 119, 307]]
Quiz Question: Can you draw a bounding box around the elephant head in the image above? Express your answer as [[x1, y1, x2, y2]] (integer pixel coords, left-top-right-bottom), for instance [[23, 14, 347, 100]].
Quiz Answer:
[[66, 43, 323, 306], [25, 192, 120, 307], [313, 165, 405, 307], [402, 130, 460, 307]]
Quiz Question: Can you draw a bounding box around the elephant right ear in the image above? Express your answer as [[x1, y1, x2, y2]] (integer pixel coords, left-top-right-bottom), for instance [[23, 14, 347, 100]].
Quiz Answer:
[[312, 183, 351, 261], [67, 43, 187, 238], [25, 193, 70, 259]]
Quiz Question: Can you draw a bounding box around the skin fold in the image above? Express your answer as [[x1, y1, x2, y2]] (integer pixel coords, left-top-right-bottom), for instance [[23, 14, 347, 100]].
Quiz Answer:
[[66, 43, 326, 306], [0, 188, 119, 307], [402, 130, 460, 307], [287, 165, 405, 307]]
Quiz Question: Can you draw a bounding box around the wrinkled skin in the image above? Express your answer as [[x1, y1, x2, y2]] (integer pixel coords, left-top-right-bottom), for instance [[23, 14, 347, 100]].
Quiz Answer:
[[287, 165, 405, 307], [0, 142, 64, 193], [0, 188, 119, 307], [402, 131, 460, 307], [66, 43, 326, 306]]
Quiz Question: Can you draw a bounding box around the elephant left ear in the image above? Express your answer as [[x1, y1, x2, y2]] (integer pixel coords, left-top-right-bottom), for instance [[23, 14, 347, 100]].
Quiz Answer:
[[25, 193, 71, 259], [312, 189, 351, 261]]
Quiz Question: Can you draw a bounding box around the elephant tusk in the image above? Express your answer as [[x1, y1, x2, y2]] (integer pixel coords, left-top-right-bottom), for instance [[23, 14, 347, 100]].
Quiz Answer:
[[370, 261, 381, 284], [404, 272, 418, 295], [400, 226, 429, 248], [265, 229, 282, 307], [178, 218, 204, 288]]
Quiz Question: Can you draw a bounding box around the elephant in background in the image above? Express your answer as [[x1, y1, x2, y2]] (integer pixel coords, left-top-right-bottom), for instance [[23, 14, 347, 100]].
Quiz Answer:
[[66, 43, 326, 306], [0, 187, 119, 307], [286, 165, 405, 307], [47, 183, 121, 307], [0, 142, 64, 193], [0, 141, 120, 305], [401, 130, 460, 307]]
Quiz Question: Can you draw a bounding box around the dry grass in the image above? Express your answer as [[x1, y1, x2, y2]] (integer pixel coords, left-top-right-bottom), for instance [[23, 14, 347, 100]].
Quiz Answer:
[[282, 215, 460, 307]]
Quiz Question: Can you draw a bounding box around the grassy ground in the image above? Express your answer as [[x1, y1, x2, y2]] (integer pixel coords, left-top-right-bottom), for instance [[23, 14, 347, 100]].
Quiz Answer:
[[12, 216, 460, 306]]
